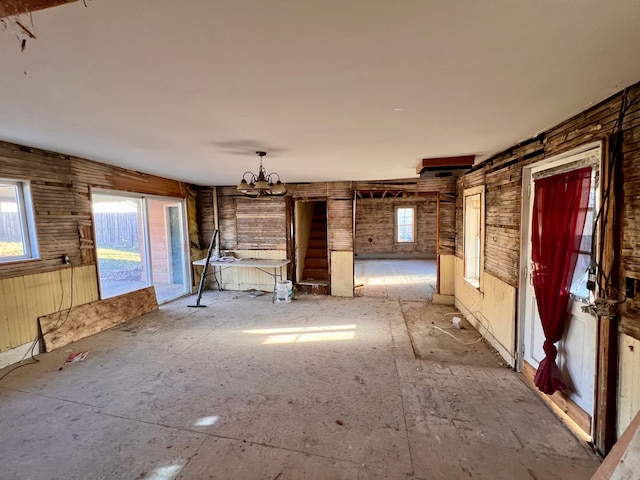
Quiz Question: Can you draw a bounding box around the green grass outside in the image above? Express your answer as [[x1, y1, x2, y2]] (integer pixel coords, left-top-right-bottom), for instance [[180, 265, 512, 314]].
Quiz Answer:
[[0, 241, 24, 257], [0, 241, 141, 263]]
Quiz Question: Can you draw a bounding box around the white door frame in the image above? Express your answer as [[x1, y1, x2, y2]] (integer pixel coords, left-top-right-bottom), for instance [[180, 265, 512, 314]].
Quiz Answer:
[[516, 141, 602, 373]]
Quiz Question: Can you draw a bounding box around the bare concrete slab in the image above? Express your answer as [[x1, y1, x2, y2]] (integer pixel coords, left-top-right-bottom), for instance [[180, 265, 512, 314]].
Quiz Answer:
[[0, 291, 600, 479]]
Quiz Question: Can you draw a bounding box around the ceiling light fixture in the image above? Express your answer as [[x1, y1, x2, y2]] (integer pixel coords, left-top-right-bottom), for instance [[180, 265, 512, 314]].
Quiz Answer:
[[236, 151, 286, 197]]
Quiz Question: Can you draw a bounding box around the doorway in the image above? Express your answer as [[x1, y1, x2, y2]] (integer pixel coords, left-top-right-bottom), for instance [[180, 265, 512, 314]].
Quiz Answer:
[[294, 200, 329, 295], [353, 193, 437, 301], [92, 191, 190, 304], [519, 144, 601, 436]]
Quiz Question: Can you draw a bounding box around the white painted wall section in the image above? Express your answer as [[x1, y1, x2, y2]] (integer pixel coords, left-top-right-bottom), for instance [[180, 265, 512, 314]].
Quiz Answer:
[[454, 257, 516, 366], [618, 333, 640, 438]]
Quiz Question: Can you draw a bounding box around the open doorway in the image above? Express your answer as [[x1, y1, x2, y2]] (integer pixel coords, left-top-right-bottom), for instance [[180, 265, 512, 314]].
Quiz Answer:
[[354, 193, 437, 301], [294, 200, 329, 295]]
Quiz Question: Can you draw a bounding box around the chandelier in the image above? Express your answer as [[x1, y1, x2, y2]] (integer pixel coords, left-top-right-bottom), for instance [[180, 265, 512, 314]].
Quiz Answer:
[[236, 151, 286, 197]]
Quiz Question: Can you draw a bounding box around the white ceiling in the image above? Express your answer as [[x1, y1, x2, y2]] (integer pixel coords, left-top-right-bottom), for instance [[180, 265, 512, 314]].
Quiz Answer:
[[1, 1, 640, 186]]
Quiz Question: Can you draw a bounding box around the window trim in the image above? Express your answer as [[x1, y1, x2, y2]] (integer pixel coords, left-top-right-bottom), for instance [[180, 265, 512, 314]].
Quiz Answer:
[[395, 205, 416, 244], [0, 179, 39, 263], [463, 186, 484, 289]]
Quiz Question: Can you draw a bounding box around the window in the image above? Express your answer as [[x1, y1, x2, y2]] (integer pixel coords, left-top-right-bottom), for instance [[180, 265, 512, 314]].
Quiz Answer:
[[0, 180, 38, 262], [463, 186, 484, 288], [570, 169, 598, 301], [396, 207, 415, 243]]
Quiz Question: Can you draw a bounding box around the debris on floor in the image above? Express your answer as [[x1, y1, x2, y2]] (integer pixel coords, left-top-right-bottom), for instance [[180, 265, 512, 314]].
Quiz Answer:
[[245, 289, 267, 298], [65, 352, 89, 364]]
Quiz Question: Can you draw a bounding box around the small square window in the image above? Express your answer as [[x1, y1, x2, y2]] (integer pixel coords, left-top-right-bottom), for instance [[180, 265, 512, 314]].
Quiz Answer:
[[396, 207, 415, 243], [0, 180, 38, 262]]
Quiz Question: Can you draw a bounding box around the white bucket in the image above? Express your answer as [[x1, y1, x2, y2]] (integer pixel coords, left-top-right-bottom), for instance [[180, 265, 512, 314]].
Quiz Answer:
[[275, 280, 293, 303]]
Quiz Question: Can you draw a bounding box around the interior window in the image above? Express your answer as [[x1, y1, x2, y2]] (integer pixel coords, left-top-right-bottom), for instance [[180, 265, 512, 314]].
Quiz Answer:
[[396, 207, 415, 243]]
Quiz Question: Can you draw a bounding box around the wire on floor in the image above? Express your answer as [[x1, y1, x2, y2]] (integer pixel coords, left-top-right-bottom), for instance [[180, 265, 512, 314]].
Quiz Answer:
[[431, 325, 484, 345], [0, 262, 75, 384]]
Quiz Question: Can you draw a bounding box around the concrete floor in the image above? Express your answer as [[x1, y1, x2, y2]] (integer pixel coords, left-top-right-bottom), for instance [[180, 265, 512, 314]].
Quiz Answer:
[[354, 259, 436, 301], [0, 291, 600, 479]]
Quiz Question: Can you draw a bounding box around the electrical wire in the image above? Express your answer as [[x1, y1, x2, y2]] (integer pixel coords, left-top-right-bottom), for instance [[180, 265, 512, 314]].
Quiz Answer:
[[0, 336, 39, 382], [590, 89, 637, 298], [0, 262, 75, 384], [431, 325, 484, 345]]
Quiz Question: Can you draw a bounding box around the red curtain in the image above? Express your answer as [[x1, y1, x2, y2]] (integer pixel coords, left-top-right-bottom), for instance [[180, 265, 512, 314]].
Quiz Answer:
[[531, 167, 591, 395]]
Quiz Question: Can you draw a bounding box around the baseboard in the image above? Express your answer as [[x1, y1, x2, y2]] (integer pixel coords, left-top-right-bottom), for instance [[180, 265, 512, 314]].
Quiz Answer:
[[354, 254, 436, 259], [522, 361, 592, 436], [0, 340, 40, 370]]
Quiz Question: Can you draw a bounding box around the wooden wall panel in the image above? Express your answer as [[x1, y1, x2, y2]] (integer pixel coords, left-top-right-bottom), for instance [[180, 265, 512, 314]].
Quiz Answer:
[[355, 196, 437, 256], [0, 141, 188, 280], [39, 286, 157, 352], [0, 265, 99, 350], [438, 192, 456, 255], [0, 140, 189, 354], [236, 197, 286, 250], [327, 199, 353, 251], [331, 251, 354, 297], [217, 189, 238, 250]]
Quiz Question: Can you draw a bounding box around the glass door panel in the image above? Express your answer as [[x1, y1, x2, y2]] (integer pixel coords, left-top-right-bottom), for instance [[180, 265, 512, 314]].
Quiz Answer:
[[146, 198, 188, 303], [93, 193, 148, 299]]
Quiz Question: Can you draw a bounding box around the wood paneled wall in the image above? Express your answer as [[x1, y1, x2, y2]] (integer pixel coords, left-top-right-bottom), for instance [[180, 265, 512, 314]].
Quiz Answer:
[[0, 140, 189, 352], [0, 265, 98, 351], [328, 199, 353, 251], [453, 82, 640, 444], [355, 196, 437, 256], [216, 178, 456, 257], [0, 141, 188, 280], [216, 188, 287, 251], [454, 84, 640, 324]]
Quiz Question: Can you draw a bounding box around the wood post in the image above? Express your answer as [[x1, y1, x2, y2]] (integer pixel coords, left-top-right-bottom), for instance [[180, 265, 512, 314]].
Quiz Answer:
[[594, 135, 622, 455]]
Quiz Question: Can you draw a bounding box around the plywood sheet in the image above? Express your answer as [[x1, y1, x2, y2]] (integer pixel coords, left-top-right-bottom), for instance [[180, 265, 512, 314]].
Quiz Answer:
[[331, 251, 354, 297], [39, 286, 158, 351]]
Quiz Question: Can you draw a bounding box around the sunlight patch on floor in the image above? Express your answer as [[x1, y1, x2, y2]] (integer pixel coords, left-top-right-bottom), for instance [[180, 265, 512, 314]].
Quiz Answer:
[[243, 325, 357, 344]]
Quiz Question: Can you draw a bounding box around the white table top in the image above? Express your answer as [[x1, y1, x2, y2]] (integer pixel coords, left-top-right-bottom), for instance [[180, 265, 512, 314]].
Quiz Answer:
[[192, 257, 290, 268]]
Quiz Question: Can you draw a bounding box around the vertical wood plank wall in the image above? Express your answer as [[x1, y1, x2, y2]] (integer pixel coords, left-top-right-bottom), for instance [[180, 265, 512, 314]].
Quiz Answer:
[[215, 178, 457, 295], [453, 83, 640, 439], [0, 140, 189, 353]]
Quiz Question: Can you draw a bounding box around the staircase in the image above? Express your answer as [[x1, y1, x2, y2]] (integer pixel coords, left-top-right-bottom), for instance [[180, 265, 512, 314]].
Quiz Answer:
[[298, 202, 330, 295]]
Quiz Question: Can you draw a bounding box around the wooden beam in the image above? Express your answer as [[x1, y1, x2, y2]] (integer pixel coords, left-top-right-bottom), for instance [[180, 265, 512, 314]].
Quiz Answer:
[[592, 409, 640, 479], [415, 155, 475, 175], [0, 0, 82, 18], [285, 196, 295, 282], [594, 135, 622, 455], [436, 192, 441, 294]]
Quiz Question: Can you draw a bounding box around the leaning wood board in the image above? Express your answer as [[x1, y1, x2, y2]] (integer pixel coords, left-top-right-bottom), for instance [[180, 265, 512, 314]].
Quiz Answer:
[[39, 286, 158, 352]]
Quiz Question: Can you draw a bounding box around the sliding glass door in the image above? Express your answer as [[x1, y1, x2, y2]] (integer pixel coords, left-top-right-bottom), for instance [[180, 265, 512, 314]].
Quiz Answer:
[[92, 191, 189, 303]]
